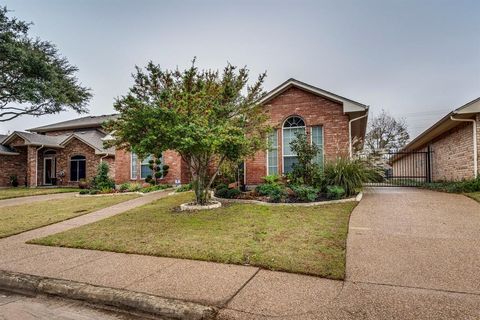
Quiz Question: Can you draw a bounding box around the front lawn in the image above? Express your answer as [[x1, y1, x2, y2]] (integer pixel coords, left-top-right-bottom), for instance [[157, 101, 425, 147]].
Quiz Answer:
[[0, 194, 139, 238], [467, 192, 480, 203], [30, 193, 356, 279], [0, 187, 81, 200]]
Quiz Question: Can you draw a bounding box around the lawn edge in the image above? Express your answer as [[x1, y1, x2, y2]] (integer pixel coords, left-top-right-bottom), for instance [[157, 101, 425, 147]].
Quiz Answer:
[[0, 194, 140, 239], [0, 188, 81, 201], [0, 269, 217, 320]]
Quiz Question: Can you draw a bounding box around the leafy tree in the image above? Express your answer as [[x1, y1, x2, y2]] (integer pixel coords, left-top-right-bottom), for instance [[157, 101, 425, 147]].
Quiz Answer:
[[289, 131, 321, 185], [0, 6, 91, 122], [107, 59, 269, 205], [364, 109, 409, 154]]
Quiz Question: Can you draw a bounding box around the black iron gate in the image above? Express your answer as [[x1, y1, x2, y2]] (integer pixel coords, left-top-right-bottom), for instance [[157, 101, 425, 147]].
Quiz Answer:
[[367, 148, 432, 187]]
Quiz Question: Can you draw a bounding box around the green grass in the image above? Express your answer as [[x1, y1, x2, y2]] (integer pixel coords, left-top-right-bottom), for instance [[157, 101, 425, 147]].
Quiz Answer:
[[0, 194, 139, 238], [466, 192, 480, 203], [0, 187, 81, 200], [31, 193, 356, 279]]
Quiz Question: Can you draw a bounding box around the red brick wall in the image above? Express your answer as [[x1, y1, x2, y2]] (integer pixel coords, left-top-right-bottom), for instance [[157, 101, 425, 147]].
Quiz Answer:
[[245, 86, 350, 185], [0, 147, 28, 187], [113, 149, 188, 185]]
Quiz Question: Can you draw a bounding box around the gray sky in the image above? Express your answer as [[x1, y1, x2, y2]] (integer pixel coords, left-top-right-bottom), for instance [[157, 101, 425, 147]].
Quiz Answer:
[[1, 0, 479, 138]]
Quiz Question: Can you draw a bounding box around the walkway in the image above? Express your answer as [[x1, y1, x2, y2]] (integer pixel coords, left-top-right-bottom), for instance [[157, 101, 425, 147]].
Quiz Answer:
[[0, 188, 479, 319]]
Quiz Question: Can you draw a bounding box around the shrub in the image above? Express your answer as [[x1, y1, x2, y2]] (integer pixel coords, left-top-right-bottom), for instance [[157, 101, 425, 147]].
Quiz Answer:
[[127, 183, 142, 192], [79, 189, 89, 195], [420, 177, 480, 193], [290, 185, 319, 202], [100, 187, 114, 194], [119, 183, 130, 192], [176, 183, 192, 192], [214, 184, 241, 199], [324, 158, 371, 196], [326, 185, 345, 199], [78, 179, 89, 189], [255, 183, 286, 202], [289, 132, 322, 186], [263, 174, 281, 185], [140, 184, 172, 193], [91, 162, 115, 190], [226, 188, 241, 199], [89, 189, 99, 195]]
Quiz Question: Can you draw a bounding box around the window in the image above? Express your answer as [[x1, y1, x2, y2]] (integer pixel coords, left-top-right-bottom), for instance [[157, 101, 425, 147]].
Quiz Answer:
[[282, 116, 305, 174], [140, 155, 153, 179], [267, 130, 278, 175], [70, 155, 86, 181], [312, 126, 324, 169], [131, 153, 138, 179]]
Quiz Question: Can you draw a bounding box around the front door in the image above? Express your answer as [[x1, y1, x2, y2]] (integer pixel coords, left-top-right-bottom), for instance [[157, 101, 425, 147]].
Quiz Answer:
[[44, 157, 56, 185]]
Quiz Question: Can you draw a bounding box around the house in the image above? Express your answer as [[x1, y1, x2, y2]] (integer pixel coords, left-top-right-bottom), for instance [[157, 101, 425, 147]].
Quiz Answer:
[[244, 79, 368, 187], [391, 97, 479, 182], [0, 78, 369, 188]]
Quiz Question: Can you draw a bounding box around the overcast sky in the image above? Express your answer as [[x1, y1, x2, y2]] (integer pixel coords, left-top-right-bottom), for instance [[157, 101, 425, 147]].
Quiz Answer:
[[1, 0, 479, 138]]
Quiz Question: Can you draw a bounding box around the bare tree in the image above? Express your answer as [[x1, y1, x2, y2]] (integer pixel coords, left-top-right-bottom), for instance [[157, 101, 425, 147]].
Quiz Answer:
[[365, 109, 409, 154]]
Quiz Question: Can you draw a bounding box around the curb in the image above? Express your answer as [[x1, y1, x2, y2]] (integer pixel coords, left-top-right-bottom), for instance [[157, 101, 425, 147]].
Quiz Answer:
[[0, 270, 217, 320]]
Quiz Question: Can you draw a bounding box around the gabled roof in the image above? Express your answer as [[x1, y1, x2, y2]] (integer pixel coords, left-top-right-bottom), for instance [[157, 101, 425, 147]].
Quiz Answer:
[[0, 144, 19, 155], [28, 114, 119, 133], [3, 131, 68, 148], [260, 78, 368, 113], [0, 134, 7, 144], [398, 96, 480, 152], [1, 130, 115, 155], [61, 130, 115, 155]]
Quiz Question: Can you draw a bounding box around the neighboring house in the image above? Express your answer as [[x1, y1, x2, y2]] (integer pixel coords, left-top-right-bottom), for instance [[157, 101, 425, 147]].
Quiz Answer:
[[391, 97, 479, 182], [0, 78, 369, 188]]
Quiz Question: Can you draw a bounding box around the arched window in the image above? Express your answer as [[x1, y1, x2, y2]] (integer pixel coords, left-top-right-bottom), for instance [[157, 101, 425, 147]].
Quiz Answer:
[[70, 155, 86, 181], [282, 116, 305, 173]]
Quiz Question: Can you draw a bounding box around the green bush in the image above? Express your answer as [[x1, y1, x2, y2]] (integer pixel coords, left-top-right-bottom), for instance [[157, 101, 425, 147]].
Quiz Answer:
[[119, 183, 130, 192], [255, 183, 286, 202], [214, 184, 241, 199], [126, 183, 142, 192], [89, 189, 99, 195], [290, 185, 319, 202], [91, 162, 115, 190], [176, 183, 192, 192], [140, 184, 172, 193], [79, 189, 89, 195], [263, 174, 281, 185], [324, 158, 371, 196], [326, 185, 345, 199], [420, 178, 480, 193]]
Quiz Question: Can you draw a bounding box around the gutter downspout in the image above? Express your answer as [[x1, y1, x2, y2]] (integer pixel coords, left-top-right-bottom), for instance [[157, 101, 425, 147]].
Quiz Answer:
[[100, 153, 109, 163], [349, 113, 368, 158], [451, 116, 478, 179], [36, 145, 45, 187]]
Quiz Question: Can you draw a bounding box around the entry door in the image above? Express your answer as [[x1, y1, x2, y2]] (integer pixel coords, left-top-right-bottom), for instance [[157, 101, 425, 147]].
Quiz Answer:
[[44, 157, 55, 185]]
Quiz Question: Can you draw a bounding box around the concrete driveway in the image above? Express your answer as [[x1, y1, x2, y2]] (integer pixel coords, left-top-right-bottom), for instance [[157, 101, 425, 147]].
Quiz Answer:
[[347, 187, 480, 294]]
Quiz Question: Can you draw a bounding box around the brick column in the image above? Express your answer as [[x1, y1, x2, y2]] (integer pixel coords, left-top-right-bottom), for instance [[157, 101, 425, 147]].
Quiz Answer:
[[26, 146, 37, 187]]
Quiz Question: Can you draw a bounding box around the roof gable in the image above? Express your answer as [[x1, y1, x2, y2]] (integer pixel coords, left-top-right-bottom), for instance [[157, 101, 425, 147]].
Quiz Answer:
[[260, 78, 368, 113], [28, 114, 119, 133]]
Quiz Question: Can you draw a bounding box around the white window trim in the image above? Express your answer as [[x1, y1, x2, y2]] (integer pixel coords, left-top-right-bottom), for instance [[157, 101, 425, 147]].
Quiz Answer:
[[281, 116, 306, 175], [130, 152, 137, 180], [266, 129, 279, 176]]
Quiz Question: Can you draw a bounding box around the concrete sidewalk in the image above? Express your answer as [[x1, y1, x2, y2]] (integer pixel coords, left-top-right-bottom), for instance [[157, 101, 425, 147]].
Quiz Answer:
[[0, 188, 479, 319]]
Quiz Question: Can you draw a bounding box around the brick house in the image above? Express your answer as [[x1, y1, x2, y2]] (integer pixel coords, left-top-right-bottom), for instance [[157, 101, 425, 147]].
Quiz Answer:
[[0, 78, 369, 188], [391, 97, 479, 181]]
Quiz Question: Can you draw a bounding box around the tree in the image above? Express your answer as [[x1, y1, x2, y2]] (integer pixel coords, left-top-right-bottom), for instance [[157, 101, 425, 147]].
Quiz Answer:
[[0, 7, 91, 122], [364, 109, 409, 154], [107, 59, 269, 205], [289, 131, 321, 186]]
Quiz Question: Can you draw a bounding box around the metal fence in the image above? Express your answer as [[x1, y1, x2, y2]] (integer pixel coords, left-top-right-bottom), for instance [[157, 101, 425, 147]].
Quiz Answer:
[[366, 149, 432, 187]]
